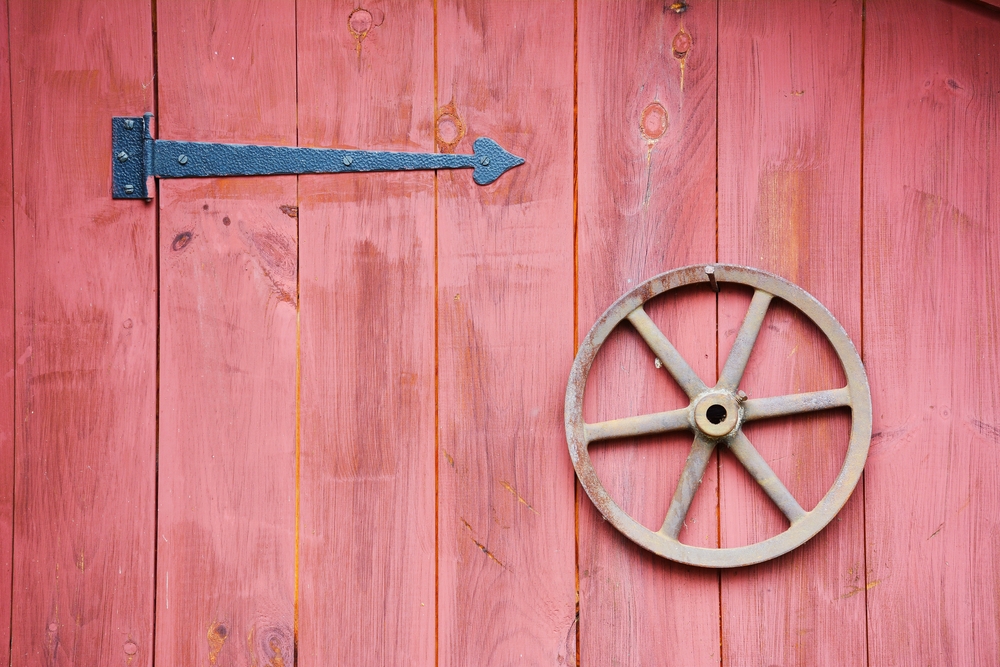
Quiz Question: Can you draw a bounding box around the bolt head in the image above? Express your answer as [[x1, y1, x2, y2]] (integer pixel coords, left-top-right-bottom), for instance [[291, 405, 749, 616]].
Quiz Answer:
[[124, 184, 134, 194], [342, 155, 353, 166], [123, 119, 135, 129], [177, 154, 188, 165], [117, 151, 129, 162]]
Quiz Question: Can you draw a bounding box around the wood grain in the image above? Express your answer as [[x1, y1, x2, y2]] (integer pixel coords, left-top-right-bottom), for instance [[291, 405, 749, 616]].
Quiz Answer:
[[716, 1, 866, 664], [154, 2, 297, 665], [863, 1, 1000, 663], [0, 0, 14, 660], [8, 1, 157, 664], [436, 1, 577, 664], [576, 2, 721, 665], [296, 1, 436, 664]]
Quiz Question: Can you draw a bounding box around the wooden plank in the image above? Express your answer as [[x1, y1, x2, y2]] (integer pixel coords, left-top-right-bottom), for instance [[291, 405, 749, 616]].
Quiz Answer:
[[717, 1, 866, 664], [436, 1, 576, 663], [863, 1, 1000, 663], [8, 1, 157, 664], [0, 0, 13, 661], [154, 2, 298, 666], [576, 2, 721, 665], [296, 1, 435, 664]]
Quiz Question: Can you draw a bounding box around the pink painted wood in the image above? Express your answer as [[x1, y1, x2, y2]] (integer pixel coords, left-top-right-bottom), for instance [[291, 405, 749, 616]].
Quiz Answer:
[[8, 1, 157, 664], [576, 2, 721, 665], [0, 0, 14, 660], [863, 0, 1000, 663], [436, 1, 577, 663], [154, 2, 297, 665], [716, 1, 867, 664], [296, 1, 436, 665], [6, 3, 1000, 665]]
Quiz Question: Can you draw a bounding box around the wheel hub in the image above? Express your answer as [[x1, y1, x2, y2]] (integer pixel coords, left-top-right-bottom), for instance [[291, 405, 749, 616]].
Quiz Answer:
[[692, 391, 742, 439]]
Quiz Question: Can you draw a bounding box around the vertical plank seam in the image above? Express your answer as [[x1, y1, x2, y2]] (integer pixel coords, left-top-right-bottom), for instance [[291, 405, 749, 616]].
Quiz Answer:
[[572, 1, 580, 665], [714, 2, 723, 665], [150, 1, 162, 663], [4, 0, 15, 661], [859, 2, 871, 666], [293, 1, 301, 665], [432, 1, 440, 664]]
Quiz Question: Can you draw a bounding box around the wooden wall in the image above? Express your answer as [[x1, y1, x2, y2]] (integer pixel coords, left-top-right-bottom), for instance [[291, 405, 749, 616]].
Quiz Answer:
[[1, 0, 998, 665]]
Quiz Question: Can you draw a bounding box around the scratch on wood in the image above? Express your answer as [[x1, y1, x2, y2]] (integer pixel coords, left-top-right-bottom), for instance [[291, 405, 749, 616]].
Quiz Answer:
[[459, 517, 506, 568], [841, 579, 880, 599], [970, 417, 1000, 443], [442, 450, 455, 468], [471, 538, 505, 568], [928, 523, 944, 539], [499, 480, 539, 514]]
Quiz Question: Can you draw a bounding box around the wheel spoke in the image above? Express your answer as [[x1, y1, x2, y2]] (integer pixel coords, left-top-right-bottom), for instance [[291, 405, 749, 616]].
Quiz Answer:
[[717, 290, 773, 392], [727, 431, 806, 523], [585, 408, 691, 443], [660, 434, 716, 539], [742, 387, 851, 421], [626, 306, 708, 399]]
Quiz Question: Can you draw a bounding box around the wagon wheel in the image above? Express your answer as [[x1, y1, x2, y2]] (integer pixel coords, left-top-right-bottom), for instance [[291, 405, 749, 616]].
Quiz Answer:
[[565, 264, 872, 568]]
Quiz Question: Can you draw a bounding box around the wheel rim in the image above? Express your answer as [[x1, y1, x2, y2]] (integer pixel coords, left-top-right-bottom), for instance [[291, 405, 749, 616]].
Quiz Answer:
[[565, 264, 872, 568]]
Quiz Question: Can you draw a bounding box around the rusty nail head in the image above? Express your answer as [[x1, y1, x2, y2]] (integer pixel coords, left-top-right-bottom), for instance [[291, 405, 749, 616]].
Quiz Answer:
[[705, 264, 719, 292]]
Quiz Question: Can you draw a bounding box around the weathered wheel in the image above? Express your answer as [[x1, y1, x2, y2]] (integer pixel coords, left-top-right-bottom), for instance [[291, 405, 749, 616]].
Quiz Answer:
[[565, 264, 872, 568]]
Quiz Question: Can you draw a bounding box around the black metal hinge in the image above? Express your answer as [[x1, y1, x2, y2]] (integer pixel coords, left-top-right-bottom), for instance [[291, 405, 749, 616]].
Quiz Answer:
[[112, 113, 524, 200]]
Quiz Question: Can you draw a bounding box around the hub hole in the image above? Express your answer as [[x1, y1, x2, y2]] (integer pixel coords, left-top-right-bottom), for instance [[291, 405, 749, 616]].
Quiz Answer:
[[706, 404, 727, 424]]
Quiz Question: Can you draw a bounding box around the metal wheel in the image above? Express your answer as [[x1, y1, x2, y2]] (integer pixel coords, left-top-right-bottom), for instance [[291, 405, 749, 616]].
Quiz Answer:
[[565, 264, 872, 568]]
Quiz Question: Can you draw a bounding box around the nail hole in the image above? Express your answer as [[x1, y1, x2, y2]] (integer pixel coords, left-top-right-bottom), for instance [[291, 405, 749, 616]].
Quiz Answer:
[[202, 204, 209, 211], [706, 404, 727, 424], [171, 231, 193, 251], [215, 625, 228, 638], [640, 102, 668, 141], [222, 216, 231, 226]]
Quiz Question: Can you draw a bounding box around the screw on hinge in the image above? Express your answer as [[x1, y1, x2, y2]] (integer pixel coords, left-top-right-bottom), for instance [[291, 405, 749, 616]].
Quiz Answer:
[[669, 1, 688, 13], [342, 155, 353, 166], [177, 154, 189, 165], [124, 184, 134, 194], [117, 151, 129, 163], [123, 119, 135, 130], [479, 156, 490, 166]]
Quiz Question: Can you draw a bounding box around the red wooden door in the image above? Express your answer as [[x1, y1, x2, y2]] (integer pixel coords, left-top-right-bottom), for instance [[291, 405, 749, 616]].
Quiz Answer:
[[2, 1, 999, 665]]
